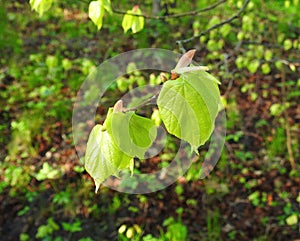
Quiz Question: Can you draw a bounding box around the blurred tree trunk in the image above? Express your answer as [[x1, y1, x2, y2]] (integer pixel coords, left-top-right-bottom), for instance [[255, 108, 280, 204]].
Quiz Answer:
[[152, 0, 161, 16]]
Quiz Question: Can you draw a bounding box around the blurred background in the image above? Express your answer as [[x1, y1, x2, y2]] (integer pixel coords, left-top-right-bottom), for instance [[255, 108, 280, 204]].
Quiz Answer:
[[0, 0, 299, 240]]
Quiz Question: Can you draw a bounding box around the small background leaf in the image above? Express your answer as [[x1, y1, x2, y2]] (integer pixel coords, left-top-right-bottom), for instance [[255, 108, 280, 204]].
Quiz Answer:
[[102, 0, 112, 14], [286, 214, 298, 226], [89, 0, 105, 30], [248, 60, 260, 73], [131, 8, 144, 33], [29, 0, 53, 16], [122, 10, 134, 33], [122, 7, 144, 33]]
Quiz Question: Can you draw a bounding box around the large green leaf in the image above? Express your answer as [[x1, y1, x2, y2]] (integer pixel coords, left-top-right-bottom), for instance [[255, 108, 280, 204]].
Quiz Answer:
[[104, 108, 157, 159], [157, 70, 222, 152], [29, 0, 53, 16], [85, 124, 133, 193], [89, 0, 105, 30]]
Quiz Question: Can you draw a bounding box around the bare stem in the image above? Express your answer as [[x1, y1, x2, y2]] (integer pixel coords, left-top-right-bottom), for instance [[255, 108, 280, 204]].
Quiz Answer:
[[124, 95, 158, 113], [281, 67, 296, 169]]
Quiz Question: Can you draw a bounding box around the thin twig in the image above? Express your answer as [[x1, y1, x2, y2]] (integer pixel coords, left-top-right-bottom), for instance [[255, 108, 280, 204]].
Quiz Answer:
[[112, 0, 226, 20], [281, 67, 296, 169], [241, 41, 283, 49], [176, 0, 250, 46], [124, 95, 158, 112]]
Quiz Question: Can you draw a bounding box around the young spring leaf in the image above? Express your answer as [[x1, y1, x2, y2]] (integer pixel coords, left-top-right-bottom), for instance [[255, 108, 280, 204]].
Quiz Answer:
[[122, 6, 144, 33], [122, 10, 134, 33], [29, 0, 53, 16], [171, 49, 209, 80], [102, 0, 112, 14], [85, 124, 133, 193], [172, 49, 196, 72], [157, 70, 222, 152], [104, 108, 157, 159], [131, 6, 144, 33], [89, 0, 105, 30]]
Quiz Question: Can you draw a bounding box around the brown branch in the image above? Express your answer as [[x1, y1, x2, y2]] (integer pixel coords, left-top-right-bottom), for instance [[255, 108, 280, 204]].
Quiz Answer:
[[176, 0, 250, 47], [112, 0, 226, 20]]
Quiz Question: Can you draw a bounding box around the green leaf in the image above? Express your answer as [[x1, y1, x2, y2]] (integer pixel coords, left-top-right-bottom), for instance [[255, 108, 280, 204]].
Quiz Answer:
[[220, 24, 231, 37], [261, 63, 271, 74], [157, 70, 221, 152], [62, 221, 82, 232], [118, 224, 127, 234], [275, 60, 283, 70], [270, 103, 289, 116], [235, 56, 244, 69], [289, 63, 296, 72], [116, 77, 129, 92], [102, 0, 112, 14], [207, 39, 217, 51], [89, 0, 105, 30], [286, 214, 298, 226], [248, 60, 260, 73], [122, 6, 145, 33], [35, 162, 59, 181], [105, 108, 157, 159], [284, 39, 293, 50], [237, 31, 244, 41], [264, 49, 273, 61], [131, 8, 144, 33], [207, 16, 220, 28], [122, 10, 134, 33], [256, 45, 264, 59], [151, 108, 162, 126], [29, 0, 53, 16], [85, 124, 133, 192]]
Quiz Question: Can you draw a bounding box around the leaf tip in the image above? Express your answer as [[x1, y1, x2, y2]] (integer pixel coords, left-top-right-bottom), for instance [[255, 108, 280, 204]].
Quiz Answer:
[[174, 49, 197, 72], [133, 5, 140, 12], [185, 49, 197, 59], [113, 100, 124, 113], [95, 183, 100, 193]]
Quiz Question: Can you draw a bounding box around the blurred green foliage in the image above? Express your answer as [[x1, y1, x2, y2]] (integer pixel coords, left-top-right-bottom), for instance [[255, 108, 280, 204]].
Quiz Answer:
[[0, 0, 299, 240]]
